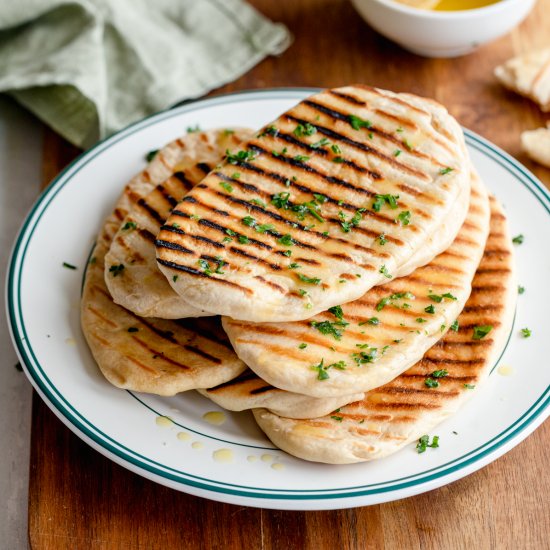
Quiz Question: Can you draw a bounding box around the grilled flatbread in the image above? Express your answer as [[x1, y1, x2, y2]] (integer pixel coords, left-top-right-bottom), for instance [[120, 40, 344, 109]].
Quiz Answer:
[[495, 48, 550, 112], [81, 132, 247, 395], [105, 128, 254, 318], [198, 370, 364, 419], [223, 170, 490, 398], [156, 85, 471, 322], [521, 123, 550, 168], [254, 195, 516, 463]]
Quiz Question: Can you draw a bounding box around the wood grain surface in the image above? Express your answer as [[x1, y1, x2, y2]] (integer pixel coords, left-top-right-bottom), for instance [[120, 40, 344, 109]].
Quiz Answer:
[[29, 0, 550, 548]]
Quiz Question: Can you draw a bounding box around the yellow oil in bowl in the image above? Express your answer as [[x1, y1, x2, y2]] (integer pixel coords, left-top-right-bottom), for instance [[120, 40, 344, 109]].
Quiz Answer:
[[435, 0, 501, 10]]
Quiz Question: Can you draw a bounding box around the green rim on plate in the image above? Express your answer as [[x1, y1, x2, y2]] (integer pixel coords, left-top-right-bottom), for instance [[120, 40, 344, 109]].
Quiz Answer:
[[5, 89, 550, 504]]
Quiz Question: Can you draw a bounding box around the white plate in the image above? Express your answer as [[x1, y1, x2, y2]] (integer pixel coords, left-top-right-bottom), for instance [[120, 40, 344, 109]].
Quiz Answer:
[[6, 89, 550, 510]]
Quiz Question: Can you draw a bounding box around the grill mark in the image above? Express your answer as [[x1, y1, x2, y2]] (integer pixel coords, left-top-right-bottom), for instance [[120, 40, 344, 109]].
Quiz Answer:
[[174, 171, 196, 191], [168, 212, 274, 251], [126, 356, 157, 374], [131, 336, 191, 370], [138, 228, 156, 243], [86, 305, 118, 327], [183, 344, 222, 364], [197, 162, 211, 174], [421, 357, 484, 367], [155, 239, 194, 254], [205, 370, 259, 391], [114, 235, 145, 262], [255, 275, 287, 294], [294, 105, 431, 180], [329, 90, 365, 105], [474, 268, 511, 275], [191, 234, 225, 249], [114, 208, 126, 221], [156, 259, 253, 294], [137, 197, 164, 224], [175, 319, 233, 350], [230, 246, 282, 271], [471, 284, 506, 292], [378, 386, 460, 397], [481, 248, 511, 257], [90, 285, 113, 300]]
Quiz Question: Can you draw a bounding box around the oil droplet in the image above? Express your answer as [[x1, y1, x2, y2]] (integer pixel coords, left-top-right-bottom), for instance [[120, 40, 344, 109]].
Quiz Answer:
[[65, 337, 76, 346], [155, 416, 173, 427], [213, 448, 234, 463], [247, 455, 257, 463], [191, 441, 204, 450], [261, 453, 273, 463], [176, 431, 191, 441], [498, 364, 514, 376], [202, 411, 226, 425], [271, 463, 285, 471]]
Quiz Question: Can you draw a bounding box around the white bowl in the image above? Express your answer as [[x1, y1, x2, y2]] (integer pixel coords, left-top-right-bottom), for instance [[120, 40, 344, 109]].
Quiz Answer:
[[350, 0, 536, 58]]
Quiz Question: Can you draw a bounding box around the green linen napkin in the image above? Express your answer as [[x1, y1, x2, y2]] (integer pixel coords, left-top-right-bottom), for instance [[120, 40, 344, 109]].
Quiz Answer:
[[0, 0, 290, 148]]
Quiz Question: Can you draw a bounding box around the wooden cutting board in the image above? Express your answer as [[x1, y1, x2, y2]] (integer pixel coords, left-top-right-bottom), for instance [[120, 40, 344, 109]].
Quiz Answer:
[[29, 0, 550, 548]]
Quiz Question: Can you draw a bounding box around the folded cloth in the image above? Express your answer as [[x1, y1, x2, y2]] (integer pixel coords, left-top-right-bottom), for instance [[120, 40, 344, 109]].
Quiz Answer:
[[0, 0, 290, 148]]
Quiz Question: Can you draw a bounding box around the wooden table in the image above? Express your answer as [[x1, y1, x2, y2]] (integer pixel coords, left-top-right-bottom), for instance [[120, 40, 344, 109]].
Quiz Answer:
[[30, 1, 550, 548]]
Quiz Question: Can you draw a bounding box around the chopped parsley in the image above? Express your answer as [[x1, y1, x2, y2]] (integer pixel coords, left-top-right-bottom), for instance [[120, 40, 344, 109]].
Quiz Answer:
[[171, 223, 180, 229], [242, 216, 256, 227], [359, 317, 380, 326], [512, 234, 524, 245], [272, 147, 288, 157], [450, 319, 459, 332], [313, 193, 328, 204], [338, 209, 364, 233], [311, 359, 346, 380], [328, 305, 344, 320], [416, 318, 427, 323], [396, 210, 411, 226], [250, 198, 266, 207], [352, 347, 378, 365], [238, 235, 250, 244], [472, 325, 493, 340], [122, 221, 137, 231], [518, 285, 525, 295], [198, 258, 212, 276], [293, 155, 310, 163], [442, 292, 457, 300], [225, 228, 236, 236], [271, 192, 290, 209], [145, 149, 158, 162], [297, 273, 322, 285], [424, 304, 435, 314], [333, 156, 345, 163], [425, 378, 439, 388], [294, 123, 316, 137], [289, 262, 300, 269], [172, 275, 178, 282], [298, 343, 308, 349], [186, 125, 200, 133], [331, 415, 344, 422], [231, 172, 241, 179], [311, 320, 347, 340], [379, 264, 392, 279], [439, 167, 454, 175], [282, 250, 292, 257], [109, 264, 125, 276], [378, 233, 387, 245], [62, 262, 77, 270], [349, 114, 372, 130], [394, 150, 402, 157], [416, 435, 439, 453], [255, 223, 275, 234], [311, 138, 330, 149], [376, 291, 415, 311], [258, 125, 278, 137], [520, 327, 532, 338], [431, 369, 449, 378], [372, 194, 399, 212], [331, 144, 341, 154], [226, 149, 256, 164], [278, 234, 294, 246], [219, 181, 233, 193], [464, 383, 476, 389]]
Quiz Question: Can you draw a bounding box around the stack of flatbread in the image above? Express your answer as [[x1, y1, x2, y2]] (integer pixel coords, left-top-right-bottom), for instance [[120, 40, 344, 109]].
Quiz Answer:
[[82, 85, 516, 464]]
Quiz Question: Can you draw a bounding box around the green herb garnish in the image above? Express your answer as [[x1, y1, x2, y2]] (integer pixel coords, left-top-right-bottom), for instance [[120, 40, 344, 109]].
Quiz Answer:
[[311, 359, 346, 380], [473, 325, 493, 340], [416, 435, 439, 453], [298, 273, 322, 285], [520, 327, 532, 338], [226, 149, 256, 164], [62, 262, 77, 270], [512, 234, 524, 245], [145, 149, 159, 162], [219, 181, 233, 193], [349, 114, 372, 130], [450, 319, 459, 332], [122, 221, 137, 231], [439, 167, 453, 175], [396, 210, 411, 226], [372, 194, 399, 212], [379, 265, 392, 279]]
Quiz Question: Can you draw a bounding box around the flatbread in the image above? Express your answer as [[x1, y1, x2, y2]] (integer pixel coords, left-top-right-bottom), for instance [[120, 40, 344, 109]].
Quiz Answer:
[[156, 85, 471, 322], [81, 132, 247, 395], [254, 194, 516, 463], [104, 128, 254, 318], [198, 370, 364, 419], [495, 48, 550, 112], [521, 123, 550, 168], [223, 170, 490, 398]]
